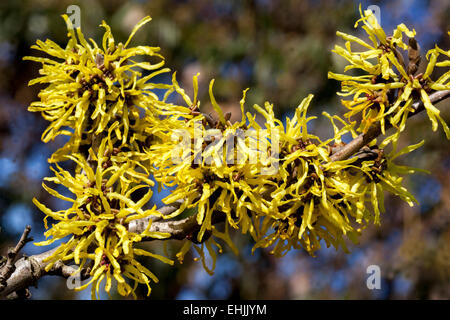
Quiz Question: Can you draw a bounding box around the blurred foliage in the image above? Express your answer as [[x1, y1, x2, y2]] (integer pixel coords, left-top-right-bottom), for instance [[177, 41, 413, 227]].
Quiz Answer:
[[0, 0, 449, 299]]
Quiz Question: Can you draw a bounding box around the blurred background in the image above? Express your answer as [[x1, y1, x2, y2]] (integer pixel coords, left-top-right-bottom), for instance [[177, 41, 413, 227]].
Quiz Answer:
[[0, 0, 449, 299]]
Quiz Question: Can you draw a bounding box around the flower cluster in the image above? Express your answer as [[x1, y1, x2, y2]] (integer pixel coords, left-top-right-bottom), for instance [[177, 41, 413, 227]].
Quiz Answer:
[[150, 84, 421, 257], [24, 15, 188, 163], [25, 8, 449, 299], [328, 5, 450, 140]]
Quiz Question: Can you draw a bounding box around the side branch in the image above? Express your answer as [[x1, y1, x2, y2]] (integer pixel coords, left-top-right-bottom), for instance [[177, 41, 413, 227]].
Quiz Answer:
[[0, 226, 33, 292], [0, 203, 183, 298], [330, 90, 450, 161]]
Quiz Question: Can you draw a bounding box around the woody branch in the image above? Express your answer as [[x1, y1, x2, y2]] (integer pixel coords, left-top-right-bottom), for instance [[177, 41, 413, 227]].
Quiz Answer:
[[1, 89, 449, 299]]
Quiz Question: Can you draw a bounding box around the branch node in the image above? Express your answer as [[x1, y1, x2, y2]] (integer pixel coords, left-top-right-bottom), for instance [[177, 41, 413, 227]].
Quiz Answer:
[[0, 225, 33, 291]]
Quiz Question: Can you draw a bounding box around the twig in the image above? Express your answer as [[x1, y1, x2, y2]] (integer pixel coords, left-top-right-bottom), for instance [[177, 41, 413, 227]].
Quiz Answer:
[[0, 248, 57, 299], [130, 210, 226, 241], [0, 225, 33, 291]]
